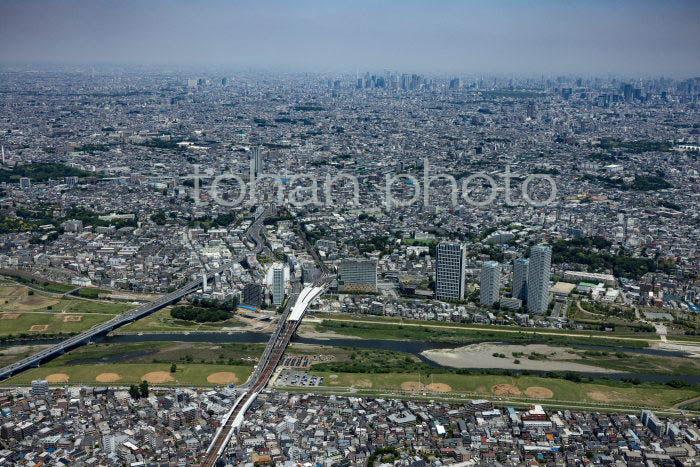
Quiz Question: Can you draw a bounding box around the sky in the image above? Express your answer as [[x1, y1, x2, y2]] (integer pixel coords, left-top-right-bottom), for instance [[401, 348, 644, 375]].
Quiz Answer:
[[0, 0, 698, 76]]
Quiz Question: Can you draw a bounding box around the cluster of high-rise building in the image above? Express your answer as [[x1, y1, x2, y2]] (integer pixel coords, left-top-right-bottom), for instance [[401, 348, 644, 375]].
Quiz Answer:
[[476, 246, 552, 313], [432, 239, 554, 313]]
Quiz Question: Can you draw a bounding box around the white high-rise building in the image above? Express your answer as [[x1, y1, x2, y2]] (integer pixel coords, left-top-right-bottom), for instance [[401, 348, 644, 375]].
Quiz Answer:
[[272, 264, 285, 306], [512, 258, 529, 302], [435, 242, 466, 301], [251, 146, 263, 176], [480, 261, 501, 306], [527, 245, 552, 314]]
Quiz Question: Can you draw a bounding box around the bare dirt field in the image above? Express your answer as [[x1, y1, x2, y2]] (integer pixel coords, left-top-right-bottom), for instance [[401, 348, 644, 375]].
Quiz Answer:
[[524, 386, 554, 399], [426, 383, 452, 392], [1, 313, 19, 319], [63, 315, 83, 322], [141, 371, 175, 383], [206, 372, 239, 384], [29, 324, 49, 332], [95, 373, 122, 383], [492, 383, 523, 396], [46, 373, 69, 383], [401, 381, 426, 391], [587, 390, 618, 402]]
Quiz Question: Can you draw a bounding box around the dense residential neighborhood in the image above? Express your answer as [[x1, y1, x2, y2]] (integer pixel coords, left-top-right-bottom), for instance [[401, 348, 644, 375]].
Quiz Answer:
[[1, 1, 700, 464]]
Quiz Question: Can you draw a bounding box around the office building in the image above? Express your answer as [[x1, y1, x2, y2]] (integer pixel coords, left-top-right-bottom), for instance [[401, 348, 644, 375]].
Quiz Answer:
[[301, 261, 320, 285], [435, 242, 466, 301], [512, 258, 529, 302], [526, 101, 536, 119], [338, 258, 377, 293], [242, 283, 263, 307], [20, 177, 31, 189], [251, 146, 262, 176], [272, 265, 284, 306], [480, 261, 501, 306], [527, 245, 552, 314]]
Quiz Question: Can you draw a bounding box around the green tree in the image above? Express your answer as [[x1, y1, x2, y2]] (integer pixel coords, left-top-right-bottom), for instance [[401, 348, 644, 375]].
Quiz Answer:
[[139, 380, 149, 398], [170, 363, 177, 373], [129, 385, 141, 400]]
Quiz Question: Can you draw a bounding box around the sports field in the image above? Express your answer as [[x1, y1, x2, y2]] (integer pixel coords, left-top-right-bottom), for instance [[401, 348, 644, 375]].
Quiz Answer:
[[0, 284, 134, 337], [1, 363, 252, 386], [0, 311, 112, 337]]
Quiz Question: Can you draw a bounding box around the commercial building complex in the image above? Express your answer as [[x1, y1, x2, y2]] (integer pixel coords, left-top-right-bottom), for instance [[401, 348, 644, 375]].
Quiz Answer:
[[337, 258, 377, 293]]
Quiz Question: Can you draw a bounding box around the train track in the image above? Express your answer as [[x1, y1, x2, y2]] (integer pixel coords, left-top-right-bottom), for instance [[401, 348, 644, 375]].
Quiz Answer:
[[201, 277, 331, 466]]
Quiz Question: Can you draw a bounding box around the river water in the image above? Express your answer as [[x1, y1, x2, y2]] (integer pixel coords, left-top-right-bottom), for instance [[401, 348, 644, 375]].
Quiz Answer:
[[5, 331, 700, 385]]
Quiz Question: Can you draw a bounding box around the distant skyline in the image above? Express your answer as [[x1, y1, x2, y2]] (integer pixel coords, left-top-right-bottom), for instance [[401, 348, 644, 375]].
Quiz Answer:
[[1, 0, 699, 76]]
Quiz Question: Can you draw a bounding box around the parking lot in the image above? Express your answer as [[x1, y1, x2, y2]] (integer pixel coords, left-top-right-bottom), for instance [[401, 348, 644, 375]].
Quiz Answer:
[[277, 369, 323, 387], [280, 356, 312, 368]]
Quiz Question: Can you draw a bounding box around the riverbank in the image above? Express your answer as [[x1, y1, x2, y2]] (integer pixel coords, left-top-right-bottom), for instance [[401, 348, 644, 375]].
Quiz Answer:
[[421, 343, 623, 373]]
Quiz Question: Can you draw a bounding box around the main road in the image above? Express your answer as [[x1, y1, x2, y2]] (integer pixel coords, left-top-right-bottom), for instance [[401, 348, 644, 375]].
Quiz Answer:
[[0, 206, 270, 382]]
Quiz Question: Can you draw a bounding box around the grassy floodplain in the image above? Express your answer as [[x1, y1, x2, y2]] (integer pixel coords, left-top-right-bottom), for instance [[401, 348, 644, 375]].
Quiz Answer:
[[303, 370, 699, 411], [312, 315, 660, 349]]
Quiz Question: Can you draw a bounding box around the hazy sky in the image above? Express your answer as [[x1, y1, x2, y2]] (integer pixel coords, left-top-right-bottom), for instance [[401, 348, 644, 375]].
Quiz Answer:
[[1, 0, 698, 76]]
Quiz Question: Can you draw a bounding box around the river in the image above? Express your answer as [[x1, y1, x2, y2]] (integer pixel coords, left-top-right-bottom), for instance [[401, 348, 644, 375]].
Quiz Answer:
[[4, 331, 700, 385]]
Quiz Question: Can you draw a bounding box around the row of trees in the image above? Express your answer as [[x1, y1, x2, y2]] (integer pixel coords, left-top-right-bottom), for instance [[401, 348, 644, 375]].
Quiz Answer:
[[129, 381, 149, 400]]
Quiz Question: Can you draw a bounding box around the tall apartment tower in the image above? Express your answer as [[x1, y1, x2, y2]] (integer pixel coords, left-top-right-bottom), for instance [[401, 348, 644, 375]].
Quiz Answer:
[[527, 246, 552, 314], [272, 265, 285, 306], [435, 242, 466, 301], [480, 261, 501, 306], [338, 258, 377, 293], [251, 146, 263, 176], [512, 258, 529, 302]]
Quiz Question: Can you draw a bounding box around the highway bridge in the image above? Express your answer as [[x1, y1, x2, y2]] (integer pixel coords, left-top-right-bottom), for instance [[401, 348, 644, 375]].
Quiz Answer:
[[201, 276, 332, 467], [0, 206, 270, 382]]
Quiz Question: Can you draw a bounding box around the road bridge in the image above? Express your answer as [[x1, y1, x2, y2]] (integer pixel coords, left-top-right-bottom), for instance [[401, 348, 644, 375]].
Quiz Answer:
[[0, 207, 270, 382]]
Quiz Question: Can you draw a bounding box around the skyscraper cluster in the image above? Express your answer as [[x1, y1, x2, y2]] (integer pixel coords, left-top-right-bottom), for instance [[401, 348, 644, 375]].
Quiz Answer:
[[475, 246, 551, 313]]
